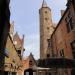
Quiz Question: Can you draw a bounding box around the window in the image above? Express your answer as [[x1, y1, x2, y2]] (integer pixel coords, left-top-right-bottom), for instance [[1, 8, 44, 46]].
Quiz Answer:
[[45, 11, 47, 14], [47, 39, 51, 48], [29, 60, 33, 65], [17, 50, 21, 54], [71, 69, 75, 75], [65, 11, 74, 32], [60, 49, 64, 57], [45, 18, 48, 21], [71, 40, 75, 59], [45, 72, 51, 75], [33, 72, 36, 75], [47, 27, 49, 30], [47, 54, 50, 58], [26, 72, 29, 75], [66, 17, 73, 32], [48, 73, 51, 75], [4, 48, 9, 57]]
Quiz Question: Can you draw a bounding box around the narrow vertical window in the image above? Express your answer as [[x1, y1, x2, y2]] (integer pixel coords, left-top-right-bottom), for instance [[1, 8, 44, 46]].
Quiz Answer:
[[60, 49, 64, 57], [45, 11, 47, 14], [71, 40, 75, 59], [47, 39, 51, 48], [65, 11, 74, 32]]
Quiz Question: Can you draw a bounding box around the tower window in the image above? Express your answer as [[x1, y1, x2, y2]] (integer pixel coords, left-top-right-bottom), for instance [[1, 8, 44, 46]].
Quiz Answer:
[[71, 40, 75, 59], [47, 39, 51, 48], [60, 49, 64, 57], [45, 18, 48, 21], [47, 27, 49, 30], [47, 54, 50, 58], [45, 11, 47, 13]]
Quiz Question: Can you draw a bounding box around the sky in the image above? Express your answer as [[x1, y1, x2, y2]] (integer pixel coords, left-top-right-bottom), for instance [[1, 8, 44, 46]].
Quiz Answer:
[[10, 0, 67, 60]]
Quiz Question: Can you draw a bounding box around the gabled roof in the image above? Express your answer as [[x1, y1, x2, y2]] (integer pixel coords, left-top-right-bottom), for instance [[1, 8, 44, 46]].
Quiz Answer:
[[23, 53, 37, 65], [13, 32, 22, 42], [40, 0, 51, 11], [28, 53, 36, 63], [9, 21, 14, 35], [13, 32, 23, 49]]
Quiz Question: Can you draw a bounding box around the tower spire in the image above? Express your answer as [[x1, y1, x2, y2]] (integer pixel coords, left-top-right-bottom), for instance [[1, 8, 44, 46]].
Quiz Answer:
[[42, 0, 47, 7]]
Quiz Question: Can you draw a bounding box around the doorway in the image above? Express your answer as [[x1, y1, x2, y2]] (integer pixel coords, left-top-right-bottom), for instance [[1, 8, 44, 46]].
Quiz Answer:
[[24, 69, 33, 75]]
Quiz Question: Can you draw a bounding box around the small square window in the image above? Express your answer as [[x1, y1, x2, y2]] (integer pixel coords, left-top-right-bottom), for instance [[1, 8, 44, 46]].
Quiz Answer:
[[47, 39, 51, 48], [47, 54, 50, 58], [71, 40, 75, 59], [60, 49, 64, 57], [47, 27, 49, 30], [45, 18, 48, 20], [45, 11, 47, 13], [17, 50, 21, 54]]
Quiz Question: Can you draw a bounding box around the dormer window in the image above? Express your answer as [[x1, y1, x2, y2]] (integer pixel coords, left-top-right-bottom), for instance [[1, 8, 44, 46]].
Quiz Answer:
[[71, 40, 75, 59]]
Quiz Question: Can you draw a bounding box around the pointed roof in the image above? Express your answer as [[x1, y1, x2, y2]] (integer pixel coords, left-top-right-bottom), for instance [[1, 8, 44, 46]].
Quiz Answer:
[[13, 32, 19, 40], [10, 21, 14, 34], [42, 0, 48, 7], [13, 32, 23, 48]]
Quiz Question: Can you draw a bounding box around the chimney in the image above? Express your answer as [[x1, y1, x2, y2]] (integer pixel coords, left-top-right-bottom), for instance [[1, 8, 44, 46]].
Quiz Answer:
[[61, 10, 65, 16]]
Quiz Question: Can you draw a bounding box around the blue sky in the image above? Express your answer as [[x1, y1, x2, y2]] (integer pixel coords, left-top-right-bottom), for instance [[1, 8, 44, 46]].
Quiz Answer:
[[10, 0, 67, 60]]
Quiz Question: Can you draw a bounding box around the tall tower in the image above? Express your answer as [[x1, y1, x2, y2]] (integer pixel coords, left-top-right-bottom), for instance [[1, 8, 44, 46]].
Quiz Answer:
[[39, 0, 54, 59]]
